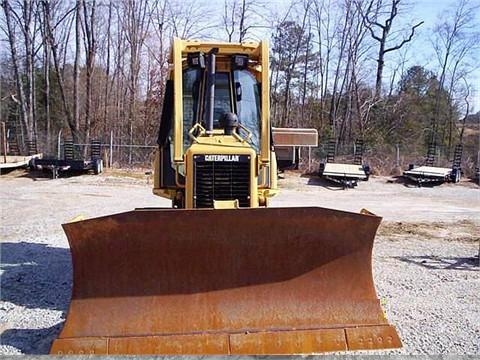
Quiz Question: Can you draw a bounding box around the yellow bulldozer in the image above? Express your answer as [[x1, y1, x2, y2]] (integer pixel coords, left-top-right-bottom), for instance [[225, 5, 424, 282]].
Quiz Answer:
[[50, 38, 401, 355]]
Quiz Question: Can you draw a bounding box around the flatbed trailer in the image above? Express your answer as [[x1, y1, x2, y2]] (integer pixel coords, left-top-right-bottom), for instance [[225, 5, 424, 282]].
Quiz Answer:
[[32, 157, 103, 179], [318, 138, 370, 188], [319, 162, 370, 188], [403, 143, 463, 186], [30, 138, 104, 179], [0, 154, 42, 173], [403, 165, 460, 186]]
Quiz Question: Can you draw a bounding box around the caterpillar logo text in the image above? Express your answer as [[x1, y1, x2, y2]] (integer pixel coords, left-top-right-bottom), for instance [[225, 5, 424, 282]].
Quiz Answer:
[[204, 155, 240, 162]]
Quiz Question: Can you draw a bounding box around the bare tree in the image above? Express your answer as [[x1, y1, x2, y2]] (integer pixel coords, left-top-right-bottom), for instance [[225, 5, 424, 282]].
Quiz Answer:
[[269, 3, 294, 124], [359, 0, 423, 98], [343, 0, 372, 141], [431, 0, 480, 152], [222, 0, 270, 42], [122, 0, 151, 163], [143, 0, 169, 145], [43, 0, 78, 141], [167, 0, 215, 39], [272, 3, 311, 127], [223, 0, 237, 42], [81, 0, 96, 148], [457, 77, 471, 143], [73, 0, 81, 142], [101, 0, 113, 135], [38, 0, 51, 150], [311, 0, 335, 129], [1, 0, 36, 146]]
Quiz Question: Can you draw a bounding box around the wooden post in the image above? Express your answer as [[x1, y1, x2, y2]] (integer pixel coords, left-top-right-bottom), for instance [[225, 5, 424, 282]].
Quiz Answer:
[[396, 144, 400, 167], [110, 130, 113, 168], [308, 147, 312, 173], [1, 122, 7, 163], [57, 129, 62, 159]]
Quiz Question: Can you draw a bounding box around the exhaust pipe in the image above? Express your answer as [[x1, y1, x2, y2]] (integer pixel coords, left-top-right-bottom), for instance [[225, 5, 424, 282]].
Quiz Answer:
[[206, 48, 219, 135]]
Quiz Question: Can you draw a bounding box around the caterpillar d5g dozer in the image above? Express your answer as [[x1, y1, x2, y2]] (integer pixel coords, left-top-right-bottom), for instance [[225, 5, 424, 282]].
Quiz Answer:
[[50, 38, 401, 355]]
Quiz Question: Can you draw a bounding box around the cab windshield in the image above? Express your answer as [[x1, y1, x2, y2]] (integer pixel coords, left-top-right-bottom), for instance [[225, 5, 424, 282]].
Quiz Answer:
[[182, 66, 261, 152]]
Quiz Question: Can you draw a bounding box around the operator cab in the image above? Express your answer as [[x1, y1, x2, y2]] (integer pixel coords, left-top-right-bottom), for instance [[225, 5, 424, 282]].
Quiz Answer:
[[182, 53, 261, 151]]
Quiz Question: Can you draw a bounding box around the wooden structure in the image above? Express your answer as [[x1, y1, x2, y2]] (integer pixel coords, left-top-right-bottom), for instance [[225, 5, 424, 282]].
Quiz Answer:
[[272, 127, 318, 171]]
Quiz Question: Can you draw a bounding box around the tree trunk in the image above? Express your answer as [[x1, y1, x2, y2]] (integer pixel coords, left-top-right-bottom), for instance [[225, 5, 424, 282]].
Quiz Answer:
[[73, 0, 81, 143], [1, 0, 35, 152], [103, 0, 113, 136], [44, 1, 76, 141], [375, 36, 386, 99], [44, 28, 51, 152], [2, 1, 28, 146], [83, 0, 96, 154]]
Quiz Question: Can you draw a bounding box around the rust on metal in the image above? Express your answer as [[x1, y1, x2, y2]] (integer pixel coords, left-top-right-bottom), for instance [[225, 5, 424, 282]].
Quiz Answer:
[[345, 325, 401, 350], [50, 338, 107, 355], [229, 328, 348, 354], [109, 334, 230, 354], [51, 207, 401, 354]]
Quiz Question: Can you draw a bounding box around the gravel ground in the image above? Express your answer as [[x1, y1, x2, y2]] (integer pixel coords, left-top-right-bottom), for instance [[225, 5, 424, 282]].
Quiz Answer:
[[1, 169, 479, 355]]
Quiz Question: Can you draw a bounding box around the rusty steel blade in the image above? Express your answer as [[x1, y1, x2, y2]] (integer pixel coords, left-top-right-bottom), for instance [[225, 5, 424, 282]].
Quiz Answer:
[[50, 207, 401, 354]]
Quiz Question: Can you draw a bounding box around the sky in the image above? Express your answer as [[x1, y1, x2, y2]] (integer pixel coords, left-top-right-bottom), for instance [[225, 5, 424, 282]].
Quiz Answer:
[[210, 0, 480, 113], [410, 0, 480, 113], [214, 0, 480, 112]]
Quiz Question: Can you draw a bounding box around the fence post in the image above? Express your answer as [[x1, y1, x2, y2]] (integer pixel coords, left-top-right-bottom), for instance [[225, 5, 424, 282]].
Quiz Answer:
[[1, 122, 7, 163], [396, 144, 400, 167], [110, 130, 113, 168], [477, 150, 480, 186], [57, 130, 62, 159], [308, 146, 312, 173], [129, 123, 133, 165]]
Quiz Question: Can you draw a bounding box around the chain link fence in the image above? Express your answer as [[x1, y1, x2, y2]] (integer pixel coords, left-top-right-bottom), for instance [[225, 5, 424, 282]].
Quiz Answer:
[[13, 128, 479, 178], [297, 141, 479, 178], [47, 131, 157, 168]]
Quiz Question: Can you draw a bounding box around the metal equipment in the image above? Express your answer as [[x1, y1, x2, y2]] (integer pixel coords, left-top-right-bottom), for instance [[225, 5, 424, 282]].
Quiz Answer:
[[319, 139, 370, 188], [50, 38, 401, 355], [0, 122, 42, 174], [403, 143, 462, 186], [32, 139, 103, 179]]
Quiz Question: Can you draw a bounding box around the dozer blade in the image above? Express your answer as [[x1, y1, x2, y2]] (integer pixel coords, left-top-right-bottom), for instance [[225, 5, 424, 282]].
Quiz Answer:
[[51, 207, 401, 355]]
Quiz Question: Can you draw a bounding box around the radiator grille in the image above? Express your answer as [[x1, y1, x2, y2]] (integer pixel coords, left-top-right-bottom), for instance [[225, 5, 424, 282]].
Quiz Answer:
[[193, 155, 250, 208]]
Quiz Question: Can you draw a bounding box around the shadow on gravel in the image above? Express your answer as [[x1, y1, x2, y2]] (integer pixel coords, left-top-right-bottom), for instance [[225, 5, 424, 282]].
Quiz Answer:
[[399, 178, 445, 188], [0, 168, 54, 180], [306, 176, 346, 191], [0, 242, 71, 311], [18, 169, 52, 180], [467, 177, 480, 186], [387, 174, 450, 188], [1, 324, 63, 354], [18, 168, 96, 181], [395, 255, 479, 270], [386, 175, 413, 187], [1, 242, 71, 354]]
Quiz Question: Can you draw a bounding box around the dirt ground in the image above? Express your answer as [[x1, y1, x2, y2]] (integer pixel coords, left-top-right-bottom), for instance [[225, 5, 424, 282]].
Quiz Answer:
[[1, 168, 479, 354]]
